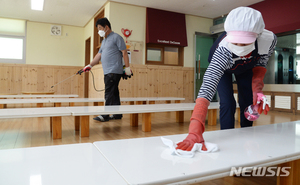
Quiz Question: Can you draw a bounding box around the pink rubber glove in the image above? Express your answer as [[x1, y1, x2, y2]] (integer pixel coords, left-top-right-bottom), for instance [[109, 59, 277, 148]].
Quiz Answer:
[[255, 93, 270, 115], [176, 98, 209, 151], [252, 67, 269, 115]]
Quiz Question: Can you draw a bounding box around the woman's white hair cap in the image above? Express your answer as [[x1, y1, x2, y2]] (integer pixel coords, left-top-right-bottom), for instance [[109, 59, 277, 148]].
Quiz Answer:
[[224, 7, 265, 43]]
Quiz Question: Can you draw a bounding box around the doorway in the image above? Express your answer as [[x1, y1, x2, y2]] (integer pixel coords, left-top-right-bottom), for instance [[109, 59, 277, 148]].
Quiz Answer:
[[194, 33, 218, 101], [278, 54, 283, 84], [84, 37, 91, 98], [289, 55, 294, 84]]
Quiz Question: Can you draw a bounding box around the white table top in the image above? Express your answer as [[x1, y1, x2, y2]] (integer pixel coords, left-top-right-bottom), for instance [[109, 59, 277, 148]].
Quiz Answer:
[[93, 121, 300, 184], [0, 97, 185, 104], [0, 98, 51, 104], [49, 97, 185, 103], [0, 107, 71, 119], [67, 103, 200, 116], [144, 97, 185, 101], [0, 143, 128, 185], [233, 84, 300, 93], [0, 94, 79, 98]]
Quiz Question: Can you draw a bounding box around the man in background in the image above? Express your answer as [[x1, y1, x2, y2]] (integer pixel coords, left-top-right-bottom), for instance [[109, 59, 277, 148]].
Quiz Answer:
[[82, 17, 132, 122]]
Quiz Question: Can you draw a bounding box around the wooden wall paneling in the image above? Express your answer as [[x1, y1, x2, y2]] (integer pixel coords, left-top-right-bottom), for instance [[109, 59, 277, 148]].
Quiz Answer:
[[11, 66, 22, 94], [79, 71, 84, 97], [146, 65, 159, 97], [173, 66, 184, 98], [22, 66, 38, 92], [37, 67, 45, 92], [0, 63, 193, 99], [0, 64, 84, 96], [45, 67, 54, 93], [168, 67, 178, 97], [183, 67, 194, 103], [21, 66, 29, 93], [0, 66, 10, 94], [158, 66, 170, 97], [73, 70, 84, 98], [89, 65, 104, 99], [119, 65, 134, 98], [30, 66, 38, 92], [133, 65, 148, 97], [69, 68, 77, 96], [53, 68, 62, 94], [63, 68, 72, 95]]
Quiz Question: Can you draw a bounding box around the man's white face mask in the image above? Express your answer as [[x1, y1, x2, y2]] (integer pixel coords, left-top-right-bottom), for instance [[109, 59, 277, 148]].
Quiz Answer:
[[228, 42, 255, 57], [98, 27, 107, 37]]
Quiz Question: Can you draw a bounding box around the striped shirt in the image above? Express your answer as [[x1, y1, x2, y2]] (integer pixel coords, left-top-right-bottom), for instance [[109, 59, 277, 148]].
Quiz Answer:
[[197, 29, 277, 101]]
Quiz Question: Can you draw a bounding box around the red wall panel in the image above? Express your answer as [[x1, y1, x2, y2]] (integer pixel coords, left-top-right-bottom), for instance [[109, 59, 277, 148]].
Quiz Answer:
[[250, 0, 300, 34], [146, 8, 187, 47]]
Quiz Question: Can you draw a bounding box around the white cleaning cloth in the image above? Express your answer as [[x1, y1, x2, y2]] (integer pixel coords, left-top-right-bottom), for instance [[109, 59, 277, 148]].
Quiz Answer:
[[161, 137, 219, 158]]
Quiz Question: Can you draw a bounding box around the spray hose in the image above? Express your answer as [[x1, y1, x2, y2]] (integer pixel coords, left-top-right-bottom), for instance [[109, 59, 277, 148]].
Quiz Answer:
[[76, 69, 105, 92]]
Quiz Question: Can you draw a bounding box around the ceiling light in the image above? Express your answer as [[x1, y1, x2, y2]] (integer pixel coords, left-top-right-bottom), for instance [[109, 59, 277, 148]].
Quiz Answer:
[[31, 0, 44, 11]]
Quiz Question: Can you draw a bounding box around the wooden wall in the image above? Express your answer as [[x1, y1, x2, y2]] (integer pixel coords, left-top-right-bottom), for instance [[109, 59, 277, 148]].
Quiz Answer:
[[89, 64, 194, 103], [0, 63, 84, 97], [0, 63, 194, 101]]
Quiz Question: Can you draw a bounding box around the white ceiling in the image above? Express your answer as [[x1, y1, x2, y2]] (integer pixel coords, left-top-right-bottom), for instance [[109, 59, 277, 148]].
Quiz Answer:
[[0, 0, 264, 27]]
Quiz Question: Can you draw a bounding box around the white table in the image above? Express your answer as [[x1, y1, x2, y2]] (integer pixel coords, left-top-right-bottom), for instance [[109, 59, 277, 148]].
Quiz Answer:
[[0, 97, 185, 108], [93, 121, 300, 185], [49, 97, 185, 105], [0, 143, 128, 185], [66, 103, 219, 136], [0, 107, 71, 139], [0, 107, 71, 119], [0, 94, 79, 98]]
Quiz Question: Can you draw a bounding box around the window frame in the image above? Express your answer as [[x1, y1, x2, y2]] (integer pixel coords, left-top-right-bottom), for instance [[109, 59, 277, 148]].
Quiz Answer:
[[146, 43, 184, 66]]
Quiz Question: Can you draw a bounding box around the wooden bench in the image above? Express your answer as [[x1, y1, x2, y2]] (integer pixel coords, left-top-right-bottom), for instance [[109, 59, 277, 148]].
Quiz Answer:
[[93, 121, 300, 185], [0, 143, 128, 185], [0, 94, 79, 108], [0, 107, 71, 139], [0, 97, 184, 108], [0, 101, 218, 139], [66, 102, 220, 137]]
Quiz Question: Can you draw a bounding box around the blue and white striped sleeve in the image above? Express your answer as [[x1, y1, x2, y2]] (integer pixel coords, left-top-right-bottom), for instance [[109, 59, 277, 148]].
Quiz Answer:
[[197, 47, 232, 101]]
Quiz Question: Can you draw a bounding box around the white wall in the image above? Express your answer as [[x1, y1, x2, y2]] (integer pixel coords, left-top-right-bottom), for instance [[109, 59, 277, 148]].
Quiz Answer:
[[108, 2, 146, 64], [84, 3, 109, 63], [185, 15, 213, 67], [26, 21, 84, 66], [83, 1, 213, 67]]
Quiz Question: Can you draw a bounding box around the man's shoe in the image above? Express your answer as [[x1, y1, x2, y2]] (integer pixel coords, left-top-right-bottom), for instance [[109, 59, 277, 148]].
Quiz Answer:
[[109, 115, 122, 120], [93, 115, 109, 122]]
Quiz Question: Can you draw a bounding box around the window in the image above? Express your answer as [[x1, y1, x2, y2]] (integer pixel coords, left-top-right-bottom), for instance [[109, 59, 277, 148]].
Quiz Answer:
[[146, 44, 183, 66], [147, 48, 162, 62], [0, 36, 24, 59], [0, 18, 26, 64]]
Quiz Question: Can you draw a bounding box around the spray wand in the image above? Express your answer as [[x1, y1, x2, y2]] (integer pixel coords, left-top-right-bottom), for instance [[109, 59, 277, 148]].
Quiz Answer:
[[50, 69, 105, 92]]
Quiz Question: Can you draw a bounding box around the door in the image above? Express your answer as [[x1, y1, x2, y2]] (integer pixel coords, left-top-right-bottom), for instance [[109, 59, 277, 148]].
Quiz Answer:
[[195, 33, 218, 101], [288, 55, 294, 84], [84, 38, 91, 98], [277, 54, 283, 84]]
